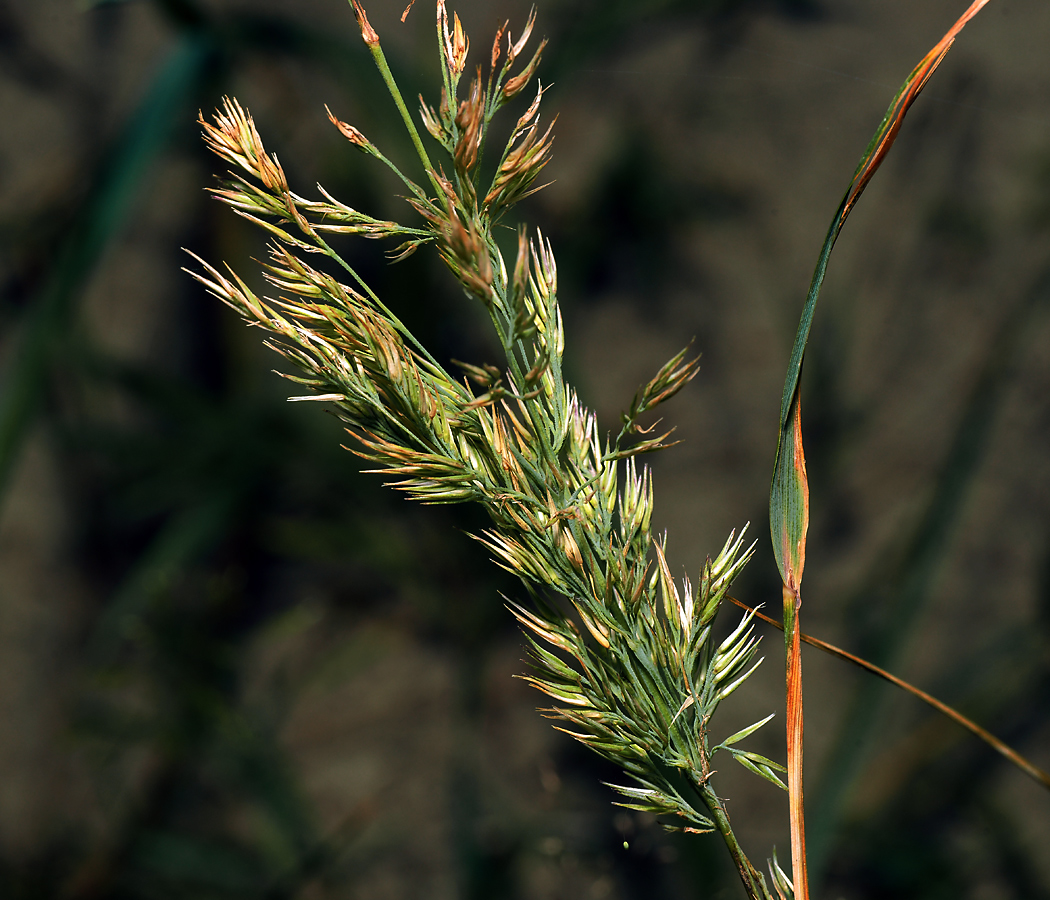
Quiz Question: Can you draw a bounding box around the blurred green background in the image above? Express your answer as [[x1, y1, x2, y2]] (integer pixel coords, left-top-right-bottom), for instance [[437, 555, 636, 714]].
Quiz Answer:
[[0, 0, 1048, 897]]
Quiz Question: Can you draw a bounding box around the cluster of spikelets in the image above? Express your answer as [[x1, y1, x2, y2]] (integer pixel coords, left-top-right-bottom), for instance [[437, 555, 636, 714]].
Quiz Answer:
[[188, 3, 790, 894]]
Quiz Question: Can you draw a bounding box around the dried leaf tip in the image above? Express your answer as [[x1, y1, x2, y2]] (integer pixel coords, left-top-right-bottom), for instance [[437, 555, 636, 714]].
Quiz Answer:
[[350, 0, 379, 45], [325, 104, 370, 148], [401, 0, 415, 22]]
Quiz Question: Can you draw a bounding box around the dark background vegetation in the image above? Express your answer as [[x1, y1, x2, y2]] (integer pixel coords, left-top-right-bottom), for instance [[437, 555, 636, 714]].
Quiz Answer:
[[1, 0, 1048, 897]]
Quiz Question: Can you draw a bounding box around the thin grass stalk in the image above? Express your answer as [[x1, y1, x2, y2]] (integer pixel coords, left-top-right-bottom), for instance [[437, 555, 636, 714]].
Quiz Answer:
[[348, 0, 444, 197], [729, 598, 1050, 792]]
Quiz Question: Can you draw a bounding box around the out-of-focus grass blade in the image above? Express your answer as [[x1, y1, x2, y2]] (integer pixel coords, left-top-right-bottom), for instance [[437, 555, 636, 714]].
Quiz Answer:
[[0, 34, 212, 501], [81, 371, 288, 658], [89, 497, 235, 658], [768, 4, 992, 896], [132, 831, 264, 893]]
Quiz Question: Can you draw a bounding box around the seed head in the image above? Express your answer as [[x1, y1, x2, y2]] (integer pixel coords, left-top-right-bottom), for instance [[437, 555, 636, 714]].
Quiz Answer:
[[438, 1, 469, 76], [503, 39, 546, 99], [454, 73, 484, 174], [325, 105, 370, 148]]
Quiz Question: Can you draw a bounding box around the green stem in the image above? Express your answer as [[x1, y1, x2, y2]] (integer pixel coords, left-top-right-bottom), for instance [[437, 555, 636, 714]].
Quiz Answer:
[[651, 757, 770, 899], [312, 233, 443, 370], [364, 145, 433, 206], [699, 784, 772, 900], [364, 39, 445, 198]]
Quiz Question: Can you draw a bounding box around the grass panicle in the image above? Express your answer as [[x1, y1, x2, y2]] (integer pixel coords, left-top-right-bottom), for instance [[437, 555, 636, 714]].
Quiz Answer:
[[189, 5, 782, 896], [188, 2, 1046, 898]]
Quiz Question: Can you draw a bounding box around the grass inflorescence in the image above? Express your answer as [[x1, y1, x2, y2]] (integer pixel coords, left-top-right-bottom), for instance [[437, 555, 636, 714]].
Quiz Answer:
[[188, 2, 1048, 898], [188, 3, 789, 896]]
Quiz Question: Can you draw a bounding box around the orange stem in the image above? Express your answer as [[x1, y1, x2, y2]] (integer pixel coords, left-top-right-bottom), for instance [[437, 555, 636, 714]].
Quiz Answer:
[[783, 585, 810, 900], [731, 596, 1050, 792]]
